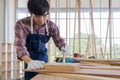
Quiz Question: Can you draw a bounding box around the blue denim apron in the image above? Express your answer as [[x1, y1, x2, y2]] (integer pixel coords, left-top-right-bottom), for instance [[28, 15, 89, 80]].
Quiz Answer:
[[24, 17, 50, 80]]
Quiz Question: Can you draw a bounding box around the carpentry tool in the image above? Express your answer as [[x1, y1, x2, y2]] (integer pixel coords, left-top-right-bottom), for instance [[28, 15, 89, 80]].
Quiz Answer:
[[55, 57, 80, 63], [63, 52, 66, 63], [56, 52, 80, 63]]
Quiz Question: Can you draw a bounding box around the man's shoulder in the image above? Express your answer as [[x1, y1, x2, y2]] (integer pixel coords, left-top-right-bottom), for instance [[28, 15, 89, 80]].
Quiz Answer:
[[47, 20, 56, 26], [16, 17, 30, 23]]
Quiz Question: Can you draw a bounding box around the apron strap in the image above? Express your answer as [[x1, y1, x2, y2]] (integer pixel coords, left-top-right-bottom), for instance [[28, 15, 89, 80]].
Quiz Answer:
[[31, 15, 34, 34], [45, 20, 49, 36]]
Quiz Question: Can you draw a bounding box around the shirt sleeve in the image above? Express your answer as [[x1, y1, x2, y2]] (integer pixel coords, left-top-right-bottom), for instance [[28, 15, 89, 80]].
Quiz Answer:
[[14, 21, 30, 60], [49, 23, 65, 50]]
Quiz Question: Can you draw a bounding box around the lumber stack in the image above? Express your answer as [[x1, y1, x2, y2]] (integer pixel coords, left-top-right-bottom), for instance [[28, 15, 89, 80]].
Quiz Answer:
[[1, 43, 22, 80], [24, 62, 120, 80], [31, 73, 120, 80], [75, 58, 120, 65]]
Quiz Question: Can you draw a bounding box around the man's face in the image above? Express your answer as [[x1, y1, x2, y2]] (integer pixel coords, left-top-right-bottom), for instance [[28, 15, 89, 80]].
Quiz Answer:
[[33, 12, 49, 26]]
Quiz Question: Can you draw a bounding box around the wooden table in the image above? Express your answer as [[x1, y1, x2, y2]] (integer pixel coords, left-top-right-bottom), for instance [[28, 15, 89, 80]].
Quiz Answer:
[[24, 62, 120, 80]]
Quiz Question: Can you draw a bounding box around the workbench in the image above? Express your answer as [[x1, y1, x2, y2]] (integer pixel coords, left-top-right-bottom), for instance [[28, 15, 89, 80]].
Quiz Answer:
[[24, 62, 120, 80]]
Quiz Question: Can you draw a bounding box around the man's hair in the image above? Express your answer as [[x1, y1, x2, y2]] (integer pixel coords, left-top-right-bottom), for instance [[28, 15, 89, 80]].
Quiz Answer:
[[27, 0, 50, 15]]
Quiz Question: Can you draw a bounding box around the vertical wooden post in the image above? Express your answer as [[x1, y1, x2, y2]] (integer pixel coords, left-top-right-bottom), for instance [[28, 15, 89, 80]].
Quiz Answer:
[[1, 43, 8, 80], [103, 0, 111, 59], [72, 0, 77, 54], [109, 0, 112, 59], [47, 0, 51, 62], [54, 0, 58, 57], [90, 0, 97, 58], [66, 0, 69, 44], [77, 0, 81, 54], [0, 64, 1, 80], [1, 43, 22, 80]]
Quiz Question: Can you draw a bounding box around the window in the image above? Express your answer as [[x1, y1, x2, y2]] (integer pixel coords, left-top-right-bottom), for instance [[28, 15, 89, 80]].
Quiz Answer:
[[16, 0, 120, 61]]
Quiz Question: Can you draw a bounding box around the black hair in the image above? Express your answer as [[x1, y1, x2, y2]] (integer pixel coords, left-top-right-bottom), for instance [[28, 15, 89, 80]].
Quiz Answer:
[[27, 0, 50, 15]]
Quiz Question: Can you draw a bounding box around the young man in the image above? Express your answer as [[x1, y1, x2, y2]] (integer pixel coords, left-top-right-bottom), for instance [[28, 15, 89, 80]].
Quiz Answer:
[[14, 0, 70, 79]]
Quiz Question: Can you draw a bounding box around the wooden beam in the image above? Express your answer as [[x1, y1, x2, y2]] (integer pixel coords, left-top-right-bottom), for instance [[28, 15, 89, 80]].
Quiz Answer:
[[32, 73, 120, 80], [66, 0, 68, 44], [44, 63, 80, 72], [77, 0, 81, 54], [90, 0, 97, 58], [72, 0, 77, 54]]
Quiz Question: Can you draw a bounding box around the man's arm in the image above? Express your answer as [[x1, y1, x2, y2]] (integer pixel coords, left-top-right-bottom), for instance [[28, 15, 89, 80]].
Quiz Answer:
[[21, 55, 32, 64]]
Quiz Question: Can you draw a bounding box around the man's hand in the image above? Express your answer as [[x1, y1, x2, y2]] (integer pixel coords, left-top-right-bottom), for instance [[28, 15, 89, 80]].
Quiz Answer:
[[61, 44, 71, 55], [27, 60, 45, 70]]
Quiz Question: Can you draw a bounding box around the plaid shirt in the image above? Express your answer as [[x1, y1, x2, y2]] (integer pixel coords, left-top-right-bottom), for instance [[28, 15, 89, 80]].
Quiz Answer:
[[14, 17, 65, 59]]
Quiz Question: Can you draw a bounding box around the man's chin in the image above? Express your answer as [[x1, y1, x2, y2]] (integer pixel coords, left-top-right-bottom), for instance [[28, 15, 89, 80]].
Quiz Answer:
[[37, 23, 45, 26]]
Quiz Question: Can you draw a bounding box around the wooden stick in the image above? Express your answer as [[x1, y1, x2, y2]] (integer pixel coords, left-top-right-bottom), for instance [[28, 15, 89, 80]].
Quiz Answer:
[[72, 0, 77, 54], [54, 0, 58, 57], [90, 0, 97, 58], [66, 0, 68, 44], [103, 0, 111, 59], [47, 0, 51, 62], [77, 0, 81, 54]]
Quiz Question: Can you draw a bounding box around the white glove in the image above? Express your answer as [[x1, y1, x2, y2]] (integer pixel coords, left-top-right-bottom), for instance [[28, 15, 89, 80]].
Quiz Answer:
[[27, 60, 45, 70], [61, 44, 71, 55]]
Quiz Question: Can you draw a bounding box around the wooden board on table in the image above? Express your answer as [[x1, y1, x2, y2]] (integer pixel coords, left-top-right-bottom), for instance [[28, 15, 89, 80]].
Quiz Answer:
[[25, 62, 120, 79], [48, 73, 120, 80], [25, 68, 120, 79], [31, 74, 78, 80], [78, 69, 120, 78], [44, 62, 80, 72], [80, 65, 120, 70], [75, 58, 120, 65], [31, 73, 120, 80]]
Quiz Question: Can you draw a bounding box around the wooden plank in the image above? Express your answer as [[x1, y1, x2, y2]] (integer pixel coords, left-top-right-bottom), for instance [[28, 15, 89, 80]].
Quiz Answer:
[[2, 62, 11, 71], [17, 70, 20, 79], [1, 51, 12, 62], [1, 71, 11, 80], [90, 0, 97, 58], [25, 62, 120, 79], [75, 58, 120, 64], [78, 69, 120, 78], [2, 43, 7, 53], [44, 63, 80, 72], [0, 65, 1, 80], [1, 71, 6, 80], [25, 68, 120, 78], [47, 73, 120, 80], [47, 73, 101, 80], [31, 73, 120, 80], [7, 71, 11, 79], [80, 65, 120, 70], [31, 74, 77, 80]]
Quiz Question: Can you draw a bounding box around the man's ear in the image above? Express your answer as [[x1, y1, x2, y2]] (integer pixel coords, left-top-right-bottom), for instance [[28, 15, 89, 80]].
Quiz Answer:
[[28, 10, 32, 16]]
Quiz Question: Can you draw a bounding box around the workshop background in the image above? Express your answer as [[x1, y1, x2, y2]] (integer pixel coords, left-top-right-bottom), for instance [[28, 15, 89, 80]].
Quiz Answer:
[[0, 0, 120, 80]]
